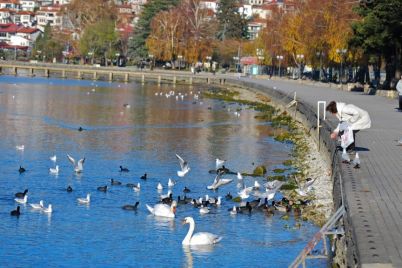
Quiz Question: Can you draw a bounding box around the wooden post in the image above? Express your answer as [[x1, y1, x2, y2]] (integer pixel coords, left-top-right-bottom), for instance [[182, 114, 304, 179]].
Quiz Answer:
[[77, 71, 81, 79], [93, 72, 97, 80], [158, 75, 161, 86], [109, 72, 113, 81], [124, 73, 129, 82], [61, 69, 66, 78]]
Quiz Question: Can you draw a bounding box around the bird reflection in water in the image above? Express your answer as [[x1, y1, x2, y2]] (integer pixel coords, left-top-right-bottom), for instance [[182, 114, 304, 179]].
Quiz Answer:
[[182, 244, 215, 268]]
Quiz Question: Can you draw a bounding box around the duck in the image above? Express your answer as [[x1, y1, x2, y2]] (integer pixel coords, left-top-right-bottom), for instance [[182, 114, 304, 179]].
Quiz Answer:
[[19, 166, 26, 174], [225, 192, 233, 200], [49, 165, 59, 175], [15, 189, 28, 198], [238, 202, 252, 213], [182, 217, 222, 246], [66, 186, 73, 192], [30, 200, 44, 210], [183, 187, 191, 193], [120, 166, 129, 172], [122, 201, 139, 211], [133, 183, 141, 192], [126, 183, 136, 187], [146, 201, 177, 218], [77, 193, 90, 204], [199, 205, 210, 215], [15, 195, 28, 204], [42, 204, 52, 213], [10, 206, 21, 216], [140, 173, 147, 180], [78, 127, 84, 131], [161, 193, 173, 205], [97, 185, 107, 192], [111, 179, 122, 185]]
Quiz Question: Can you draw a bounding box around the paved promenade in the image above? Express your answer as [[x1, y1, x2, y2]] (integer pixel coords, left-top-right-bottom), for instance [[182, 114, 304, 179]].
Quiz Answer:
[[229, 75, 402, 267]]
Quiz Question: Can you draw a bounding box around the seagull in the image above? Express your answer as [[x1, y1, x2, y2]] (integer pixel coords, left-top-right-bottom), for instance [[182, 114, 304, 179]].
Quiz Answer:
[[253, 180, 261, 190], [49, 165, 59, 175], [341, 148, 350, 163], [199, 205, 210, 215], [157, 182, 163, 191], [254, 182, 284, 200], [207, 173, 233, 190], [237, 172, 243, 180], [265, 180, 281, 190], [216, 158, 225, 169], [176, 154, 190, 177], [16, 145, 24, 151], [133, 183, 141, 192], [352, 153, 360, 169], [50, 155, 57, 162], [238, 181, 253, 200], [67, 154, 85, 173], [15, 195, 28, 204], [30, 200, 44, 210], [230, 206, 237, 215], [77, 193, 90, 204], [42, 204, 52, 213], [294, 177, 315, 197], [168, 178, 176, 188]]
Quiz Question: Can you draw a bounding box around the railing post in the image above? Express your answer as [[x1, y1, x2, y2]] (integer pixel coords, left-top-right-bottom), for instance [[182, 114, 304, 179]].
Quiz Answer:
[[109, 72, 113, 81], [158, 75, 161, 86], [61, 69, 66, 78], [124, 73, 129, 82], [317, 101, 327, 151], [93, 72, 97, 80], [77, 71, 81, 79], [189, 77, 192, 85], [45, 69, 49, 77], [173, 76, 176, 85]]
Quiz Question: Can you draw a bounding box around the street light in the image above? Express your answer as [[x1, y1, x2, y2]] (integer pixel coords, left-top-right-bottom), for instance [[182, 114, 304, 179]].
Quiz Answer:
[[148, 54, 154, 70], [316, 51, 324, 81], [296, 54, 304, 79], [276, 55, 283, 77], [336, 48, 347, 85], [177, 55, 183, 71]]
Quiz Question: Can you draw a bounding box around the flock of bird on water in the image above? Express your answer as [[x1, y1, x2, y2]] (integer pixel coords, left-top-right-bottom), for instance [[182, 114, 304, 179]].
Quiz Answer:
[[11, 141, 317, 246]]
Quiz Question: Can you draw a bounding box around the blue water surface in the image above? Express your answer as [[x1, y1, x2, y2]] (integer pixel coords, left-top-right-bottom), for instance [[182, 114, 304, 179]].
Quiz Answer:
[[0, 75, 326, 267]]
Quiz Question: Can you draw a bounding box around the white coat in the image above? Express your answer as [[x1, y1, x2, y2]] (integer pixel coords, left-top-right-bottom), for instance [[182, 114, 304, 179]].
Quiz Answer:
[[396, 79, 402, 96], [334, 102, 371, 132]]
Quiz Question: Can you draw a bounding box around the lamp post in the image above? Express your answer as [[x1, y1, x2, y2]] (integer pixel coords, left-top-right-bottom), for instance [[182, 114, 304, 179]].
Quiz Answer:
[[177, 55, 183, 71], [276, 55, 283, 77], [296, 54, 304, 79], [336, 48, 347, 85], [88, 51, 93, 65], [148, 54, 154, 70], [316, 51, 324, 81]]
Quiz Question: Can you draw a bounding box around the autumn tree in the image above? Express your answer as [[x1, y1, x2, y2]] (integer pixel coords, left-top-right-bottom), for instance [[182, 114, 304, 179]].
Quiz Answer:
[[33, 23, 65, 62], [128, 0, 179, 62]]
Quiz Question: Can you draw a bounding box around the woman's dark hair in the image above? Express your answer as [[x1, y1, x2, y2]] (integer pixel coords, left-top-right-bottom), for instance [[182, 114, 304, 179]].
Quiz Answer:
[[326, 101, 337, 113]]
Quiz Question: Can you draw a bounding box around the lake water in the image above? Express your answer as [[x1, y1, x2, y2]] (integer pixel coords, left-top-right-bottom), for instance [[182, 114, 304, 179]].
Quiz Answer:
[[0, 75, 326, 267]]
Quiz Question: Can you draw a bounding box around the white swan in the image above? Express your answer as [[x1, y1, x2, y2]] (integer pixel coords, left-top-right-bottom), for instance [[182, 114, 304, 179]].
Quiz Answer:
[[49, 165, 59, 175], [182, 217, 222, 246], [77, 193, 90, 204], [176, 154, 190, 177], [146, 201, 177, 218], [30, 200, 44, 209], [15, 195, 28, 204]]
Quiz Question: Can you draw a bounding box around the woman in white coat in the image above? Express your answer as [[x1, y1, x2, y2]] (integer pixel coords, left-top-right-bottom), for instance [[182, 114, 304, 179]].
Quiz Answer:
[[326, 101, 371, 152]]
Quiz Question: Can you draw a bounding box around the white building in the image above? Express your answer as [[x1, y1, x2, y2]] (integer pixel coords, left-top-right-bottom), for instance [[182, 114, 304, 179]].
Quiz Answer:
[[20, 0, 37, 12], [36, 5, 63, 31], [0, 8, 11, 23], [200, 0, 218, 13], [13, 11, 35, 26], [0, 0, 21, 10]]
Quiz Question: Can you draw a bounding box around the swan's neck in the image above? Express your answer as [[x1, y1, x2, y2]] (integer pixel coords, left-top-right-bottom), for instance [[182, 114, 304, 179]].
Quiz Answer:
[[183, 219, 195, 245]]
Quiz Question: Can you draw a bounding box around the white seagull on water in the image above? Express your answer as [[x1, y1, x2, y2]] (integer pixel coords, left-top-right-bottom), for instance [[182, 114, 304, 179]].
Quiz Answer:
[[49, 165, 59, 175], [67, 154, 85, 173], [50, 155, 57, 162], [176, 154, 190, 177]]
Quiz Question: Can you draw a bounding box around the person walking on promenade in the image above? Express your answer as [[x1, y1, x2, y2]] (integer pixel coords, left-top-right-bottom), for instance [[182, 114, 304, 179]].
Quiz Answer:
[[396, 75, 402, 110], [326, 101, 371, 152]]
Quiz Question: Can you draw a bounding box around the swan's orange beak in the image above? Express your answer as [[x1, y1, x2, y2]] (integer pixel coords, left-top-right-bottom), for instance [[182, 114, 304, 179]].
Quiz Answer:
[[172, 206, 177, 214]]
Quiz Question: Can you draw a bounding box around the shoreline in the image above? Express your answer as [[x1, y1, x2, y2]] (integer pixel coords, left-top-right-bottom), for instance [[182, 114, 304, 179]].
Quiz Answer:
[[212, 85, 334, 226]]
